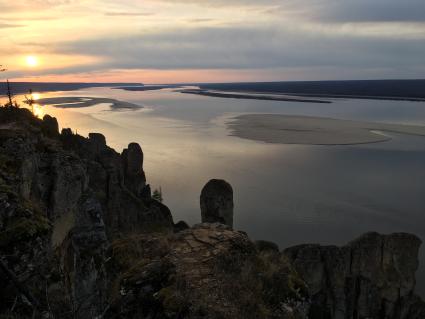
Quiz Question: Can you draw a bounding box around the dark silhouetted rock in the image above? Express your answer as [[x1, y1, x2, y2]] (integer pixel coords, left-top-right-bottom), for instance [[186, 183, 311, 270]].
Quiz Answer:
[[88, 133, 106, 154], [255, 240, 280, 253], [42, 114, 59, 136], [61, 127, 73, 136], [65, 196, 108, 318], [174, 220, 189, 232], [285, 232, 423, 319], [121, 143, 147, 196], [200, 179, 234, 227]]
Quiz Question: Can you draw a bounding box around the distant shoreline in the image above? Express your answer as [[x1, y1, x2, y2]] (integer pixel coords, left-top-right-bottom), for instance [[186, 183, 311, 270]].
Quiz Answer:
[[227, 91, 425, 102], [180, 89, 332, 104], [200, 79, 425, 102], [0, 82, 143, 96]]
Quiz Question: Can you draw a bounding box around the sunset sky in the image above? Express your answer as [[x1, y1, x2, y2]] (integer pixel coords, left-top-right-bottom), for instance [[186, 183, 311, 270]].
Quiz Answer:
[[1, 0, 424, 83]]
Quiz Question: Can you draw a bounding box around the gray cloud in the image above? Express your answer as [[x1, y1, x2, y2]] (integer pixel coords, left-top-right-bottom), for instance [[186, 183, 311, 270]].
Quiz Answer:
[[55, 26, 425, 73], [307, 0, 425, 23], [161, 0, 425, 23]]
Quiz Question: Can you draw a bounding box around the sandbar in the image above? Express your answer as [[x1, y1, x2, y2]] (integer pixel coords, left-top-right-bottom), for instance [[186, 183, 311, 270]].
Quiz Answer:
[[228, 114, 425, 145]]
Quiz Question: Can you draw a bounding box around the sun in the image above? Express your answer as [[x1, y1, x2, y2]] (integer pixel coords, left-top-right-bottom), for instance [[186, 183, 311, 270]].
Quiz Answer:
[[26, 56, 39, 67]]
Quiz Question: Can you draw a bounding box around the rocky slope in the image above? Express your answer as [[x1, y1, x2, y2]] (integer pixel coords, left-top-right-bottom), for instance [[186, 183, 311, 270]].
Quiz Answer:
[[0, 107, 424, 319]]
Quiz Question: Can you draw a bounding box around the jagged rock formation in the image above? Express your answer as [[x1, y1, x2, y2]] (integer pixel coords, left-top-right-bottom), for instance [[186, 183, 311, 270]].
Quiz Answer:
[[200, 179, 234, 227], [0, 107, 424, 319], [285, 232, 425, 319], [0, 107, 173, 318]]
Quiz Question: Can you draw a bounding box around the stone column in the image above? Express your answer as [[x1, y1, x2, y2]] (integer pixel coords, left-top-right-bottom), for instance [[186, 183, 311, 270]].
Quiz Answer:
[[200, 179, 234, 228]]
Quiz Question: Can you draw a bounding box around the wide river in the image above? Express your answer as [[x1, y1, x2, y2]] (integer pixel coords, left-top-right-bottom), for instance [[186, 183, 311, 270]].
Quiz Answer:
[[10, 86, 425, 295]]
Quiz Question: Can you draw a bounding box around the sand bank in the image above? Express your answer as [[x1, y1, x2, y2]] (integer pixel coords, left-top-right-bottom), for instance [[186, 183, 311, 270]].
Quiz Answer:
[[180, 89, 331, 104], [228, 114, 425, 145], [37, 97, 143, 110]]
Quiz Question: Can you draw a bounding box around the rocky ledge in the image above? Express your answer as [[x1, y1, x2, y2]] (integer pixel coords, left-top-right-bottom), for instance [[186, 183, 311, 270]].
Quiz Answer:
[[0, 107, 424, 319]]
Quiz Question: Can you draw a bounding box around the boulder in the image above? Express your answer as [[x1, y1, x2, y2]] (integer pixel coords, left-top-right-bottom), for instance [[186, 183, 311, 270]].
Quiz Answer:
[[200, 179, 234, 228]]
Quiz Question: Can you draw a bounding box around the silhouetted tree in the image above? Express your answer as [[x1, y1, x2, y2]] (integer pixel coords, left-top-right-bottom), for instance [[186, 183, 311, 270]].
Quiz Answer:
[[5, 79, 15, 107], [24, 89, 36, 114], [1, 66, 19, 108], [153, 187, 163, 202]]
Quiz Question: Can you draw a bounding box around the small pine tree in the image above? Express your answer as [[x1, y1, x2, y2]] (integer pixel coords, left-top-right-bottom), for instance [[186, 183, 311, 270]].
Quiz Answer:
[[24, 89, 36, 114], [5, 80, 16, 108], [152, 187, 163, 202], [1, 65, 19, 108], [1, 65, 6, 108]]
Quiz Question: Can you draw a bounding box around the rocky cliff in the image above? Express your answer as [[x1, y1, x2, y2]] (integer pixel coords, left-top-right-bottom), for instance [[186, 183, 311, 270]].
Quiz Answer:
[[0, 107, 424, 319]]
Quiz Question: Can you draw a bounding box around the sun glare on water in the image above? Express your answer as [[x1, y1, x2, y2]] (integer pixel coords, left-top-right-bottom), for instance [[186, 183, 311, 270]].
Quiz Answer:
[[25, 56, 39, 67], [33, 104, 45, 118]]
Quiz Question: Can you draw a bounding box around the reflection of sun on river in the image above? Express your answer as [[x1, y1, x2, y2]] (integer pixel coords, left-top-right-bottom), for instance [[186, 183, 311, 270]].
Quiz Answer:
[[32, 104, 45, 118], [31, 93, 45, 118]]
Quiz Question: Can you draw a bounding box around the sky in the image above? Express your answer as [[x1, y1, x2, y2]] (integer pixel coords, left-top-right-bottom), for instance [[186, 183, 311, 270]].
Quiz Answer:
[[0, 0, 424, 83]]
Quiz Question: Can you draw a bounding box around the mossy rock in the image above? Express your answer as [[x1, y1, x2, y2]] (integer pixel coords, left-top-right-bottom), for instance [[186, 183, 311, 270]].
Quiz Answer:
[[0, 182, 15, 196], [0, 213, 51, 247], [157, 285, 189, 316], [121, 258, 151, 282], [0, 154, 19, 175], [238, 251, 308, 310]]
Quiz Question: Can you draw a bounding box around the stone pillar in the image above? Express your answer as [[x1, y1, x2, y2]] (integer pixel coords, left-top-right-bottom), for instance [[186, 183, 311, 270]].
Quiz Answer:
[[88, 133, 106, 155], [200, 179, 234, 228], [121, 143, 146, 197]]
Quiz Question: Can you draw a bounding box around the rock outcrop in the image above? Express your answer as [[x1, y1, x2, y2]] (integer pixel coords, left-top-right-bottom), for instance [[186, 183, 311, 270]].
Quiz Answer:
[[200, 179, 234, 227], [285, 232, 425, 319], [105, 223, 309, 319], [0, 107, 173, 318]]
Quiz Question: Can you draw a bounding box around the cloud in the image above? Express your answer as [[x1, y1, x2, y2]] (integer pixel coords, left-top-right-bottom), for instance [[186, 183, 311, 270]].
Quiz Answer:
[[187, 18, 215, 23], [159, 0, 425, 23], [55, 26, 425, 73], [318, 0, 425, 23], [104, 12, 154, 17], [0, 0, 73, 13], [0, 22, 25, 28], [156, 0, 279, 6], [262, 0, 425, 23], [2, 0, 424, 81]]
